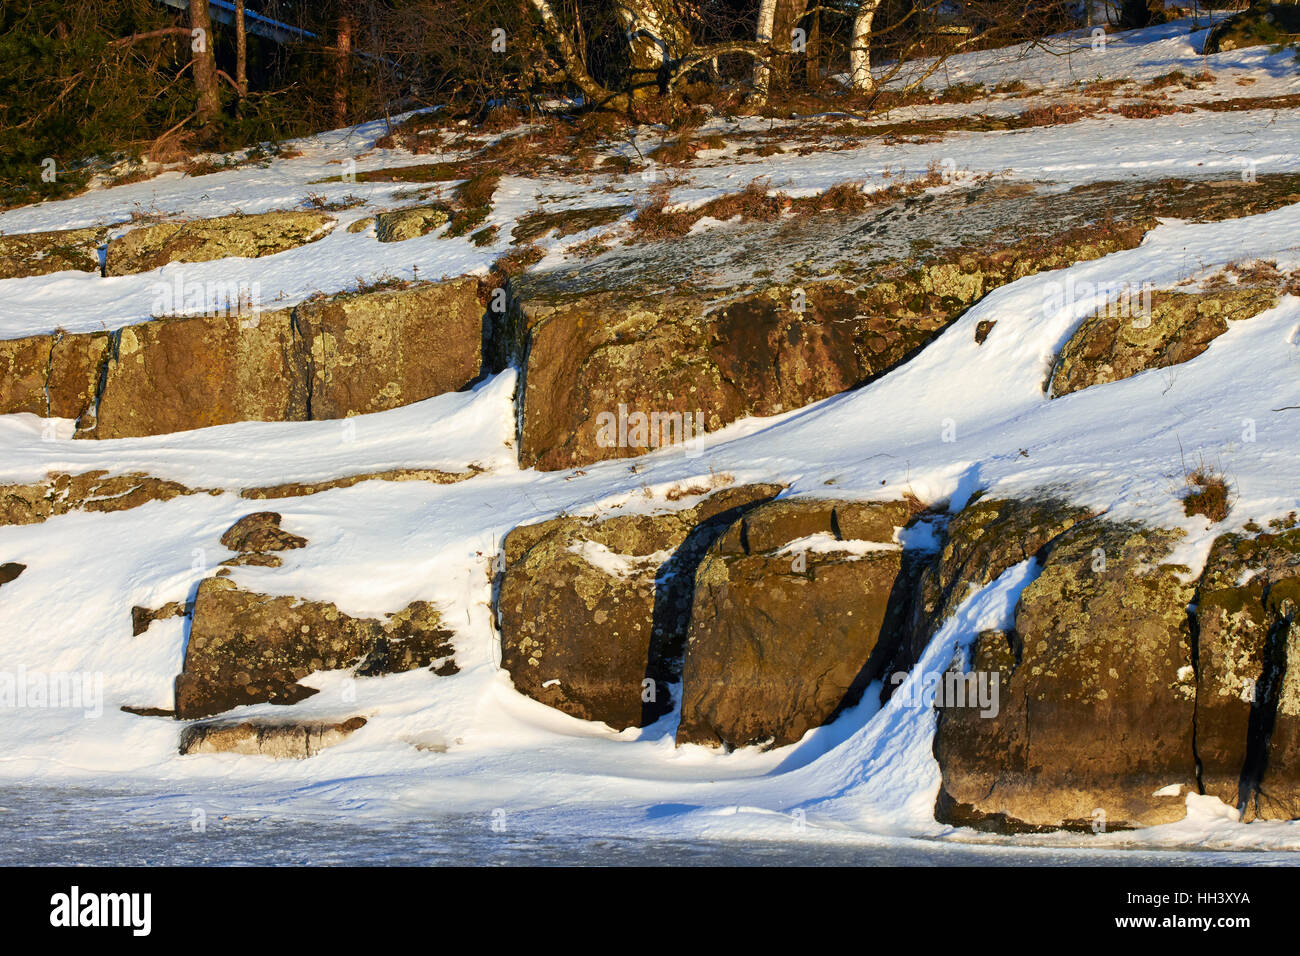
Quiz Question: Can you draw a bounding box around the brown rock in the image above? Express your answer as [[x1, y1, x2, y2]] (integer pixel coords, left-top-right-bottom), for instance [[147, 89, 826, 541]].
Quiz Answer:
[[374, 204, 451, 242], [0, 226, 104, 279], [0, 471, 209, 527], [131, 600, 187, 636], [175, 577, 455, 718], [496, 484, 783, 729], [121, 705, 174, 718], [1049, 287, 1278, 398], [677, 499, 914, 748], [219, 512, 308, 554], [0, 331, 108, 422], [220, 552, 284, 568], [179, 716, 367, 758], [239, 467, 476, 500], [896, 495, 1093, 674], [511, 225, 1148, 471], [934, 520, 1198, 831], [0, 563, 25, 587], [89, 307, 310, 439], [105, 211, 335, 275], [293, 280, 483, 420], [0, 277, 487, 440], [1195, 525, 1300, 821]]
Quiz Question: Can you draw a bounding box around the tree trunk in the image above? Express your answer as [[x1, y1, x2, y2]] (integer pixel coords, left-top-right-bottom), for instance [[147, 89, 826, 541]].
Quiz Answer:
[[235, 0, 247, 103], [1119, 0, 1165, 28], [806, 4, 821, 88], [528, 0, 624, 109], [850, 0, 882, 92], [752, 0, 778, 100], [614, 0, 692, 93], [773, 0, 810, 89], [334, 14, 353, 127], [189, 0, 221, 131]]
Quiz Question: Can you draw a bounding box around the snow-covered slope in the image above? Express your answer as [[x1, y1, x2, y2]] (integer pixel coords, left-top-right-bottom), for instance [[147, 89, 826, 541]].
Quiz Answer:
[[2, 20, 1299, 855]]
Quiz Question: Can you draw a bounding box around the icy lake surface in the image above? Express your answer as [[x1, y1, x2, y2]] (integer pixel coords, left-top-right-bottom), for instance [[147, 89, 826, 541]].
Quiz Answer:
[[2, 788, 1295, 866]]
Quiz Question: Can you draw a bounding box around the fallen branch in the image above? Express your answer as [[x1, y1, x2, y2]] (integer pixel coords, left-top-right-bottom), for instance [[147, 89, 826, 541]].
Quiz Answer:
[[109, 27, 193, 46]]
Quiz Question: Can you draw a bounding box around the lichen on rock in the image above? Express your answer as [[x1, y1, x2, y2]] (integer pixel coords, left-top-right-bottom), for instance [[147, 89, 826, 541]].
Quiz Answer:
[[374, 204, 451, 242], [935, 517, 1199, 831], [1196, 525, 1300, 821], [179, 716, 368, 758], [496, 484, 783, 729], [677, 498, 917, 749], [0, 470, 212, 527], [0, 277, 485, 440], [105, 210, 335, 275], [0, 226, 105, 279], [175, 577, 456, 719], [1049, 286, 1279, 398]]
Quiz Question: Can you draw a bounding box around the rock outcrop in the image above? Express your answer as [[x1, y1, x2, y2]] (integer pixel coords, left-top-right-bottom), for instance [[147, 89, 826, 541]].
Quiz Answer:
[[0, 226, 104, 279], [504, 174, 1300, 472], [496, 484, 783, 729], [175, 577, 456, 718], [219, 512, 307, 568], [375, 204, 451, 242], [895, 496, 1092, 674], [0, 277, 484, 439], [239, 467, 476, 500], [1049, 287, 1279, 398], [0, 471, 212, 526], [1203, 3, 1300, 56], [131, 600, 188, 636], [0, 563, 25, 587], [927, 498, 1300, 831], [90, 307, 311, 437], [179, 716, 367, 758], [0, 331, 109, 419], [677, 498, 916, 749], [1195, 524, 1300, 821], [291, 283, 482, 420], [510, 223, 1147, 471], [935, 519, 1198, 831], [105, 211, 335, 275]]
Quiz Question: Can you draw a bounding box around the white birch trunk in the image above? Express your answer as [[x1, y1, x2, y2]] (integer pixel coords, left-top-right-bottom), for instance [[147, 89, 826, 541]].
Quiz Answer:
[[752, 0, 779, 100], [850, 0, 882, 92]]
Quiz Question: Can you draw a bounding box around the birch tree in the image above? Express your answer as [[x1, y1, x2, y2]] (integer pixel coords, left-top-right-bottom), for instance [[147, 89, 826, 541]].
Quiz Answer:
[[751, 0, 778, 99], [849, 0, 883, 92], [614, 0, 694, 91]]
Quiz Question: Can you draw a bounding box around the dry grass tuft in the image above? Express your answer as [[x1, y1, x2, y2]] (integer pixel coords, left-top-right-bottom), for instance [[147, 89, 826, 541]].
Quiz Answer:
[[491, 242, 544, 279], [453, 171, 501, 209], [1114, 100, 1185, 119], [1014, 104, 1095, 128], [1183, 467, 1233, 523]]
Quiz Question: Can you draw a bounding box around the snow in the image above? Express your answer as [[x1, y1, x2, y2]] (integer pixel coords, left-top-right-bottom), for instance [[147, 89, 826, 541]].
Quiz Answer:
[[2, 20, 1300, 855], [568, 540, 673, 577], [774, 533, 901, 556]]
